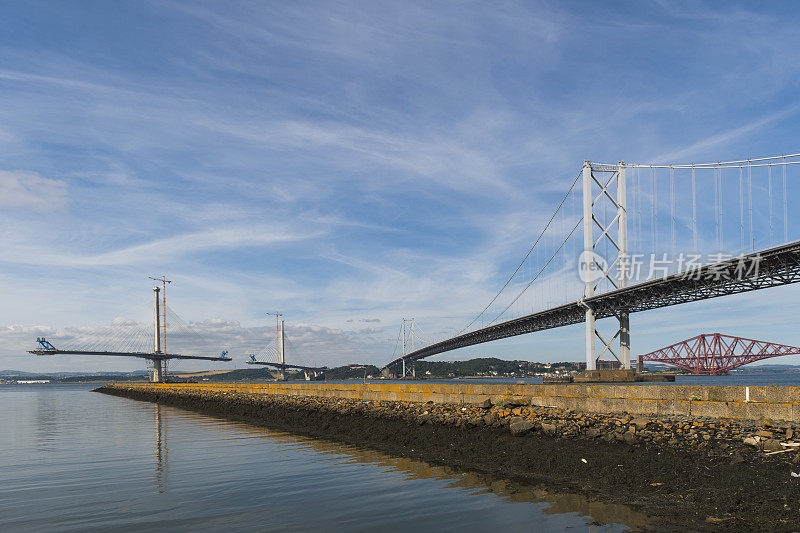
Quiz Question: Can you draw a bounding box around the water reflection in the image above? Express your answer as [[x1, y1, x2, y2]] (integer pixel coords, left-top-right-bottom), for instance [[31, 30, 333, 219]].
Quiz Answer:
[[156, 406, 648, 530], [1, 386, 642, 532], [288, 434, 648, 529], [35, 392, 60, 453], [154, 403, 168, 493]]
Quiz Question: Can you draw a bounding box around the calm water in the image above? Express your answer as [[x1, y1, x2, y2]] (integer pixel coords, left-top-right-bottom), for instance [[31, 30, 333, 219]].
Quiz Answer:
[[1, 384, 644, 532]]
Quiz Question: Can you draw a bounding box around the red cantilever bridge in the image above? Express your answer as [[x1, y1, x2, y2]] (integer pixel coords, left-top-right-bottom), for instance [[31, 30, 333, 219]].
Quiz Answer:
[[638, 333, 800, 375]]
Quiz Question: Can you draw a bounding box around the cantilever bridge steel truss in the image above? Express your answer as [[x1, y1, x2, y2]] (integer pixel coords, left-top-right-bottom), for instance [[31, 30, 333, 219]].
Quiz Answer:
[[639, 333, 800, 374], [383, 240, 800, 372]]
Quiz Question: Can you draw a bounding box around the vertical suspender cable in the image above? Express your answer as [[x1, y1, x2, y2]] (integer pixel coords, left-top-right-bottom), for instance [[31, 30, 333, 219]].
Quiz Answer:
[[670, 166, 675, 258], [748, 164, 753, 250], [654, 167, 658, 254], [561, 201, 566, 303], [769, 164, 773, 243], [719, 165, 724, 251], [631, 167, 637, 252], [783, 158, 788, 243], [651, 167, 656, 255], [739, 166, 744, 252], [544, 236, 548, 309], [572, 188, 576, 272], [564, 198, 568, 304], [692, 166, 697, 252], [637, 167, 642, 252], [531, 239, 541, 312], [570, 189, 574, 302], [714, 167, 719, 250]]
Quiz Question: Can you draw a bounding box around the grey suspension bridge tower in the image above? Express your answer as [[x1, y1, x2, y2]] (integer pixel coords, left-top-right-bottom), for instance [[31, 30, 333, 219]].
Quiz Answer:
[[401, 317, 415, 378], [580, 161, 630, 370]]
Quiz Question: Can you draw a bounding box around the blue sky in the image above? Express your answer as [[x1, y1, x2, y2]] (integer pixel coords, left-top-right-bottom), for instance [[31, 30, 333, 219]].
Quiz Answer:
[[3, 0, 800, 372]]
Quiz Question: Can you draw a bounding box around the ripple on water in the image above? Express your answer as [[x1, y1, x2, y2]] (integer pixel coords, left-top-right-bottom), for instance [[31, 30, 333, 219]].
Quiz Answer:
[[1, 384, 645, 532]]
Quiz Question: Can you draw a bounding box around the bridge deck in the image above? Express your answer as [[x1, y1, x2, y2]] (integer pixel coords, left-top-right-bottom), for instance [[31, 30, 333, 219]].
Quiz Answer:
[[384, 240, 800, 370], [245, 361, 326, 371], [29, 349, 232, 362]]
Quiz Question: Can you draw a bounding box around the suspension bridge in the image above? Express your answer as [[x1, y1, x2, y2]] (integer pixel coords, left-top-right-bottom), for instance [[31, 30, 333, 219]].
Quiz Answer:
[[246, 313, 327, 380], [29, 278, 232, 381], [384, 154, 800, 377]]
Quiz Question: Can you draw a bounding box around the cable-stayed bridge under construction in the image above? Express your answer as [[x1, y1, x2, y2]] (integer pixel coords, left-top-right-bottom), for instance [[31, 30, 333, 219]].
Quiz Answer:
[[29, 278, 232, 381], [384, 153, 800, 376], [245, 312, 328, 380]]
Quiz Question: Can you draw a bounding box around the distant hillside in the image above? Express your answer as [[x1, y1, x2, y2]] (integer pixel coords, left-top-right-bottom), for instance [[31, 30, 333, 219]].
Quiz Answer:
[[0, 369, 151, 382], [176, 359, 578, 381], [323, 365, 382, 379], [0, 370, 149, 377], [5, 358, 798, 384], [410, 358, 577, 378]]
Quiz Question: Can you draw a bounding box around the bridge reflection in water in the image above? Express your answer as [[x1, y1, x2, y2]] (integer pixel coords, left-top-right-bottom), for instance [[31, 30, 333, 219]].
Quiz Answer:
[[154, 403, 168, 493], [149, 404, 648, 529]]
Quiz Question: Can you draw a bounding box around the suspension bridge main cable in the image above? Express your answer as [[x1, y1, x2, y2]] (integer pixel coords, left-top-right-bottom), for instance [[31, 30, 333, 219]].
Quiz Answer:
[[486, 214, 583, 327], [599, 152, 800, 169], [390, 324, 402, 359], [410, 322, 435, 347], [458, 170, 582, 335]]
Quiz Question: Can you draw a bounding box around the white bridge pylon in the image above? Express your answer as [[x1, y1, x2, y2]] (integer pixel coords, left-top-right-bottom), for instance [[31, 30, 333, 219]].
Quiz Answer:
[[580, 162, 630, 371]]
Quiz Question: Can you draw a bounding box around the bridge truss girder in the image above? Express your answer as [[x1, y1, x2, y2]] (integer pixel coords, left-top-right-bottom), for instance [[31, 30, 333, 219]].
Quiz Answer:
[[383, 240, 800, 371], [639, 333, 800, 374]]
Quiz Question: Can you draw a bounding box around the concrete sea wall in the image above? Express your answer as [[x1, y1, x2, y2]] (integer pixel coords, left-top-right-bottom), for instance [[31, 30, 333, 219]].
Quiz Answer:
[[114, 381, 800, 421]]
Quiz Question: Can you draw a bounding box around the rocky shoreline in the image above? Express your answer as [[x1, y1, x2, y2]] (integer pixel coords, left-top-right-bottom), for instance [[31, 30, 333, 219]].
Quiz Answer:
[[97, 384, 800, 531]]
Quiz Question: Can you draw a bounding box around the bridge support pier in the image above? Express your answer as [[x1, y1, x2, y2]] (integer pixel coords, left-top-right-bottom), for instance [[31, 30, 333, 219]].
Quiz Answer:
[[620, 311, 630, 369], [151, 359, 166, 382]]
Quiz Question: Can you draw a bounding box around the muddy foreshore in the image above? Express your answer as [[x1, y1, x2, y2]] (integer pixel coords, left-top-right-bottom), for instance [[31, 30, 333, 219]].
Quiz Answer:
[[96, 384, 800, 532]]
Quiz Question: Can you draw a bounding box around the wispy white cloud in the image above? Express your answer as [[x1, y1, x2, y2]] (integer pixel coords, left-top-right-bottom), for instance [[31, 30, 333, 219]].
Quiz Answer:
[[195, 117, 518, 195], [647, 104, 800, 163], [2, 0, 800, 373], [0, 170, 67, 211], [80, 227, 322, 266], [1, 226, 322, 267]]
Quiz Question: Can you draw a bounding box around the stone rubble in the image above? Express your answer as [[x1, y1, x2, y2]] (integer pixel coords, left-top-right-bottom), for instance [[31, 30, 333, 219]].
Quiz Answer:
[[102, 385, 800, 460]]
